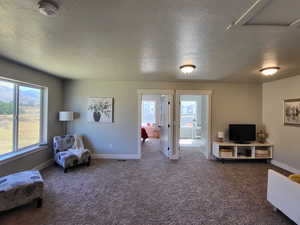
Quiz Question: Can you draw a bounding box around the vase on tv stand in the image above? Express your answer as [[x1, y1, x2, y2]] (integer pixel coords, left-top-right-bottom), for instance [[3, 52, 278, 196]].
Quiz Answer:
[[217, 131, 225, 142], [257, 127, 268, 143]]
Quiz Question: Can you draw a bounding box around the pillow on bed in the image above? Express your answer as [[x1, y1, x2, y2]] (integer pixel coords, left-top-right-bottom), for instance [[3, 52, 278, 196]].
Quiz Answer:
[[288, 174, 300, 184]]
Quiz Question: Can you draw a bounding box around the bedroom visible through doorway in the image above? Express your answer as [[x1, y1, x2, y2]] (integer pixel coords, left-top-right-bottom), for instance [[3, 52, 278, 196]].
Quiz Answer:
[[138, 90, 174, 159], [141, 95, 160, 142]]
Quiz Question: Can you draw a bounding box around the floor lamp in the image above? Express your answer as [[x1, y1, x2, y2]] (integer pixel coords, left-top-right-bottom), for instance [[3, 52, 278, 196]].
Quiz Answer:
[[59, 111, 74, 135]]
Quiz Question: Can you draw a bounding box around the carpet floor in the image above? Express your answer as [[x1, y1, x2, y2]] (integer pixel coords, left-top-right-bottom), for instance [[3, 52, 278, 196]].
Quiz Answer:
[[0, 139, 295, 225]]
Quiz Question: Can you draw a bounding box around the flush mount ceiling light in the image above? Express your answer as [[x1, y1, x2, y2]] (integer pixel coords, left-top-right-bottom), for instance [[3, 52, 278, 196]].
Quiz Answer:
[[260, 66, 280, 76], [38, 0, 59, 16], [179, 64, 196, 74]]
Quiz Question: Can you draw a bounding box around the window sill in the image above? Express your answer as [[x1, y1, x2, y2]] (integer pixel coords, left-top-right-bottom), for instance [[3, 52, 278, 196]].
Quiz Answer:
[[0, 145, 48, 165]]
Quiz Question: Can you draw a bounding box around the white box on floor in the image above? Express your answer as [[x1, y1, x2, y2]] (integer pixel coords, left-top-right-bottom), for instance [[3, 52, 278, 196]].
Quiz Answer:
[[267, 169, 300, 224]]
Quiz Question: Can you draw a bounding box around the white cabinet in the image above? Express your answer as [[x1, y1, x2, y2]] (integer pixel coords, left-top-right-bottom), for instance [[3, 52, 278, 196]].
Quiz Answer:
[[213, 141, 273, 162]]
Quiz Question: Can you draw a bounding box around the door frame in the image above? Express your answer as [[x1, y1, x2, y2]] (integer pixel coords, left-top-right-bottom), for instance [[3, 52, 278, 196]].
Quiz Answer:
[[137, 89, 174, 159], [175, 90, 213, 159]]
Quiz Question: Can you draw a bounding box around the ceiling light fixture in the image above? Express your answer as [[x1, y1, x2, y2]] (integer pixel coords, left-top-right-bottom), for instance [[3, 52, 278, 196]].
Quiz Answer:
[[38, 0, 59, 16], [180, 64, 196, 74], [260, 66, 280, 76]]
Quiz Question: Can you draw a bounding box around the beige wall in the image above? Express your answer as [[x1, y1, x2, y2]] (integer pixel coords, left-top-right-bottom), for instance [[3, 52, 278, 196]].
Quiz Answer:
[[0, 58, 64, 176], [64, 80, 262, 156], [263, 75, 300, 172]]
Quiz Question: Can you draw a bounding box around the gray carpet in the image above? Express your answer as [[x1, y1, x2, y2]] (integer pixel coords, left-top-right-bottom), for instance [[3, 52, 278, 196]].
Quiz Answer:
[[0, 139, 295, 225]]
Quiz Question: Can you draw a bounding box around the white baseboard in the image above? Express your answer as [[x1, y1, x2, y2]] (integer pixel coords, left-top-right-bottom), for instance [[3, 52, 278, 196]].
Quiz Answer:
[[32, 159, 54, 171], [92, 154, 141, 160], [271, 160, 300, 174]]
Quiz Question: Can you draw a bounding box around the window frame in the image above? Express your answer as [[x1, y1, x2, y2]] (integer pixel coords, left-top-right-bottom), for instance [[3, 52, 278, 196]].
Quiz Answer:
[[0, 77, 46, 156]]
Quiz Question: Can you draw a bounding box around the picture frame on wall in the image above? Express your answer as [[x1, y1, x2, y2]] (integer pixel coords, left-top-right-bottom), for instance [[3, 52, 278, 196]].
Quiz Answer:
[[284, 98, 300, 126], [88, 97, 114, 123]]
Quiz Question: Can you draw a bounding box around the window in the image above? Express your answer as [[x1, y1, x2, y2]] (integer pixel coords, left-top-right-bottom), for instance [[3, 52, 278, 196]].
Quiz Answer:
[[0, 78, 45, 157], [0, 80, 14, 155], [142, 101, 156, 125], [180, 101, 197, 128]]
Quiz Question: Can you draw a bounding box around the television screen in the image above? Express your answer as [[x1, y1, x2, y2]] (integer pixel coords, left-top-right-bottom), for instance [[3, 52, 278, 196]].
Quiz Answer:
[[229, 124, 256, 143]]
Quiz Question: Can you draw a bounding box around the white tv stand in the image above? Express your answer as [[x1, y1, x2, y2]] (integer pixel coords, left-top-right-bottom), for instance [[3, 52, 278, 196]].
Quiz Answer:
[[213, 141, 273, 163]]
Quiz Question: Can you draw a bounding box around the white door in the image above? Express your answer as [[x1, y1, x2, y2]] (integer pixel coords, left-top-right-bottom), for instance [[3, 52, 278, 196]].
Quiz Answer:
[[160, 94, 176, 159]]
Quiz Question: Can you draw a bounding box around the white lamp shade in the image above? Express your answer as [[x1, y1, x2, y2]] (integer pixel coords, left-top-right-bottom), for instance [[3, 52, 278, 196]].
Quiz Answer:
[[217, 131, 224, 138], [59, 111, 74, 121]]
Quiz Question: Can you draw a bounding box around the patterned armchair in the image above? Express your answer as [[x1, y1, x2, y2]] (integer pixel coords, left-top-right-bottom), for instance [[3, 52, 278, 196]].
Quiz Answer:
[[53, 135, 91, 173]]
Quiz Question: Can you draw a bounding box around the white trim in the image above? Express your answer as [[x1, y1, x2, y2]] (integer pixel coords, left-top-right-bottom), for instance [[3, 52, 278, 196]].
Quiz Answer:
[[32, 159, 54, 171], [225, 0, 300, 30], [0, 145, 48, 165], [207, 93, 212, 159], [235, 0, 272, 26], [226, 0, 272, 29], [92, 154, 140, 160], [175, 90, 213, 95], [0, 76, 46, 89], [271, 160, 300, 174], [290, 18, 300, 27], [226, 0, 300, 30], [137, 89, 173, 95], [42, 88, 48, 144]]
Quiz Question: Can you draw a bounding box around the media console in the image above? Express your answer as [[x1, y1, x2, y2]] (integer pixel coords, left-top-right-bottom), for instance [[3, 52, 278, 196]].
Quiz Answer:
[[213, 141, 273, 162]]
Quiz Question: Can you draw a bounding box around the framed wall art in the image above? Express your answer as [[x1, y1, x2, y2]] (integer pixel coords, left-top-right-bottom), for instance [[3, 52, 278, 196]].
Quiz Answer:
[[284, 98, 300, 126], [88, 97, 114, 123]]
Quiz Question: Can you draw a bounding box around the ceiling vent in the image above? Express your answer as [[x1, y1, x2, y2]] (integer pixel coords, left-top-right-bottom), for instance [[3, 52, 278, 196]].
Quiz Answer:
[[38, 0, 59, 16]]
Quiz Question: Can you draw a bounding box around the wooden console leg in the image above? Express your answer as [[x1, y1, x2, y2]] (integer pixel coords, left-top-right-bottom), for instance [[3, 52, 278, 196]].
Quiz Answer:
[[36, 198, 43, 208]]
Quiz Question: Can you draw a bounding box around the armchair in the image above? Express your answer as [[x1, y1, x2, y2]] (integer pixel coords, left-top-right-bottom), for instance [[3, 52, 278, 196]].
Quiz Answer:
[[53, 135, 91, 173]]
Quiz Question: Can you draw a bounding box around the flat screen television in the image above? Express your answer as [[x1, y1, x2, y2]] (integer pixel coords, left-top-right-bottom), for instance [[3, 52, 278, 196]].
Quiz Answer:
[[229, 124, 256, 143]]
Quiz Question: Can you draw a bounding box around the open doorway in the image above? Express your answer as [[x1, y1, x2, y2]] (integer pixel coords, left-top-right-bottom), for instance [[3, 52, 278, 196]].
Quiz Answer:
[[175, 90, 212, 159], [137, 90, 174, 159], [141, 95, 161, 154]]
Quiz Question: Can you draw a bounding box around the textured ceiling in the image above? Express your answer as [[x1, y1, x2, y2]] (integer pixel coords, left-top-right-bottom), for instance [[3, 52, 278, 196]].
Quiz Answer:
[[1, 0, 300, 82]]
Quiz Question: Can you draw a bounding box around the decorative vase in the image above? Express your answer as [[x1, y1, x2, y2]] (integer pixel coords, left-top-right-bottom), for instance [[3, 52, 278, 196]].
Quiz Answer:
[[257, 128, 268, 143], [93, 111, 101, 122], [217, 131, 225, 142]]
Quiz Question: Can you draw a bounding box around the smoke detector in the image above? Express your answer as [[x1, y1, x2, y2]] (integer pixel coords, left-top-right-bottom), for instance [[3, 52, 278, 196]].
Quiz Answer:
[[38, 0, 59, 16]]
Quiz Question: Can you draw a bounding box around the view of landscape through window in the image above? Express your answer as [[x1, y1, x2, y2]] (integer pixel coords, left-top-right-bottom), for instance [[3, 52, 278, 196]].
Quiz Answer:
[[0, 80, 42, 155], [18, 86, 41, 149], [0, 80, 14, 155]]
